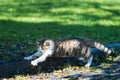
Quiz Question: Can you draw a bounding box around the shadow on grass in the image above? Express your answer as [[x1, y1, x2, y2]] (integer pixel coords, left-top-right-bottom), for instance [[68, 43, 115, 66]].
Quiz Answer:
[[0, 0, 120, 79], [0, 57, 119, 79], [0, 19, 120, 43], [62, 63, 120, 80], [0, 19, 120, 79], [0, 57, 84, 78]]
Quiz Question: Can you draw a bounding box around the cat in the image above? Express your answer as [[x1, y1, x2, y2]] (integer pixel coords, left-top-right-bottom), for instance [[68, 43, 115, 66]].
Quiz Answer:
[[24, 37, 113, 67]]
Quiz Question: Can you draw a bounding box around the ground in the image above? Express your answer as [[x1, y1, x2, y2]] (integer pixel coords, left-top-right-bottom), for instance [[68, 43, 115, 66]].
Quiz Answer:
[[0, 0, 120, 79], [0, 55, 120, 80]]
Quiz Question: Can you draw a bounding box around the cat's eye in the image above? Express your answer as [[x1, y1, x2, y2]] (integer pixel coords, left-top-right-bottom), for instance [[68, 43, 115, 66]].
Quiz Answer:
[[45, 42, 50, 46]]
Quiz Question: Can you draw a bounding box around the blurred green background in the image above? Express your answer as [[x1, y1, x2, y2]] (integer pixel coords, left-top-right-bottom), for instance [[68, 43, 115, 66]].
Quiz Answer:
[[0, 0, 120, 42], [0, 0, 120, 60]]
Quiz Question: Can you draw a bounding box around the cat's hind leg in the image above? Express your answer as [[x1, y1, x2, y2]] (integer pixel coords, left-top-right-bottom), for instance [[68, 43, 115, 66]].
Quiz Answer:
[[24, 51, 42, 60], [85, 54, 93, 68]]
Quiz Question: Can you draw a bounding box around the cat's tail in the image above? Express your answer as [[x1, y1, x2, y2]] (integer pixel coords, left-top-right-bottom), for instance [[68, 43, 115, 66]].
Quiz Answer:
[[93, 42, 112, 55], [85, 39, 112, 55]]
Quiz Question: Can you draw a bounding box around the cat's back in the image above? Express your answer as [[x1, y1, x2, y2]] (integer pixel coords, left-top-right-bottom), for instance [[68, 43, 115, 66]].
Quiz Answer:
[[53, 37, 85, 57], [55, 37, 83, 47]]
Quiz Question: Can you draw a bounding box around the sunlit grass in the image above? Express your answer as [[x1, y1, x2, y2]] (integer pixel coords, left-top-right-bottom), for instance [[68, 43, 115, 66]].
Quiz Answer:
[[3, 75, 30, 80]]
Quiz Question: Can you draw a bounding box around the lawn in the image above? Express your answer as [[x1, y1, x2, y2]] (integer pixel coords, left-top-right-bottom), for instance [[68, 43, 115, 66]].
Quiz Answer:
[[0, 0, 120, 79], [0, 0, 120, 43]]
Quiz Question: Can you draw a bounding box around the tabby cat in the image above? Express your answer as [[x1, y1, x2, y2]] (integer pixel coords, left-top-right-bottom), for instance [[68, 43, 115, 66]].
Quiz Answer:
[[24, 37, 112, 67]]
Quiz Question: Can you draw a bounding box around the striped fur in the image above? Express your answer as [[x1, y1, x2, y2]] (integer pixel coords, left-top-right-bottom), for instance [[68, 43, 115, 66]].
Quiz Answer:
[[24, 37, 113, 67], [39, 38, 112, 59]]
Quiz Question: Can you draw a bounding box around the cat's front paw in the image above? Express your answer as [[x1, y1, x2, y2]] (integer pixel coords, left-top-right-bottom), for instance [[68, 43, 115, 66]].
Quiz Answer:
[[31, 60, 38, 66], [24, 57, 30, 60]]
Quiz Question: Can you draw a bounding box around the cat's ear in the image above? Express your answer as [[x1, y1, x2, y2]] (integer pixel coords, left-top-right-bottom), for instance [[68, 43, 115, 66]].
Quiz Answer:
[[36, 39, 46, 45], [36, 41, 40, 45]]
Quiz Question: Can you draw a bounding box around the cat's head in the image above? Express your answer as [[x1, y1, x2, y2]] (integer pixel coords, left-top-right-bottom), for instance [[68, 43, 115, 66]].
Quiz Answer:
[[36, 39, 55, 51]]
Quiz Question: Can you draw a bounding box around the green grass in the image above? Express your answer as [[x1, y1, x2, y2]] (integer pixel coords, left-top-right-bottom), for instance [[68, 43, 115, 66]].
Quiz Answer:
[[0, 0, 120, 79], [0, 0, 120, 60], [0, 0, 120, 43], [0, 0, 119, 61]]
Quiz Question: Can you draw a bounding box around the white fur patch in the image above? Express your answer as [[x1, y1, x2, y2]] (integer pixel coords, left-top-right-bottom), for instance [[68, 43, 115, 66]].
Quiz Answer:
[[31, 60, 38, 66], [24, 56, 32, 60], [31, 50, 54, 66], [107, 50, 112, 54], [85, 55, 93, 68], [100, 45, 104, 50], [95, 42, 100, 48], [104, 48, 108, 52], [24, 50, 42, 60]]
